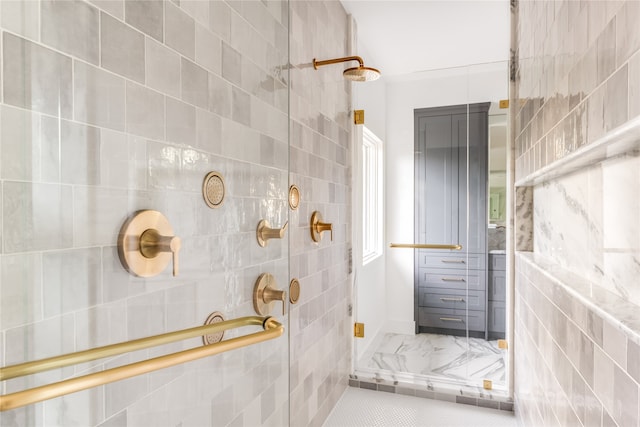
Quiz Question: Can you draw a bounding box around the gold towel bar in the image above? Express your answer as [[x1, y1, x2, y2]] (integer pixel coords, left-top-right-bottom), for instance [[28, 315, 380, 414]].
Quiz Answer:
[[0, 316, 283, 412], [389, 243, 463, 250]]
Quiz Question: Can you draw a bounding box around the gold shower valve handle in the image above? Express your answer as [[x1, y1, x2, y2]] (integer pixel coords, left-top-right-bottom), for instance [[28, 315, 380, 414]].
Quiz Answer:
[[256, 220, 289, 247], [262, 287, 286, 316], [117, 210, 181, 278], [253, 273, 287, 316], [310, 211, 333, 242], [139, 229, 181, 276]]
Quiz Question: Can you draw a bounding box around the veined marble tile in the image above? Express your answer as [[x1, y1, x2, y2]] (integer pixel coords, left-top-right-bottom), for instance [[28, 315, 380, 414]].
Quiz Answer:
[[533, 153, 640, 307], [533, 168, 607, 285], [358, 332, 507, 384], [516, 186, 534, 251]]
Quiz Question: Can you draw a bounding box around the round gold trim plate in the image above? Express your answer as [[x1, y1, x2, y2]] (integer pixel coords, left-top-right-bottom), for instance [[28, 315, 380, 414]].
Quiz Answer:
[[202, 312, 225, 345], [288, 185, 300, 210], [253, 273, 275, 316], [117, 210, 174, 277], [256, 219, 269, 248], [203, 171, 225, 208]]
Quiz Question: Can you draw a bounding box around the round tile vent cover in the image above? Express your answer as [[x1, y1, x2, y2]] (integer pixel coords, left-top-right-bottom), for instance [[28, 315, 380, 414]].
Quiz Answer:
[[203, 171, 225, 208], [202, 311, 225, 345]]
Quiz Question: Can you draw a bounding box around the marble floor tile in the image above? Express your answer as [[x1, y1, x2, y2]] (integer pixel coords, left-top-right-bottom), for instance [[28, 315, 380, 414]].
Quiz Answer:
[[358, 332, 507, 383]]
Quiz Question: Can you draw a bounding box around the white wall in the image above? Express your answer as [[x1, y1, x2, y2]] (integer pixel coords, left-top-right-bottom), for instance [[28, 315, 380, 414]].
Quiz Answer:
[[385, 63, 508, 333]]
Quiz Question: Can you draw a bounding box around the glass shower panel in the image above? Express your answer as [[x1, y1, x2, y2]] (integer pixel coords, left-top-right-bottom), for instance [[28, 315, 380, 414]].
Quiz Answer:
[[0, 0, 290, 425], [353, 61, 509, 394]]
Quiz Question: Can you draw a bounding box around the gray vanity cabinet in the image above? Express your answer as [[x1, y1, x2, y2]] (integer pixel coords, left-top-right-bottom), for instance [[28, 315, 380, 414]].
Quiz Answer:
[[414, 103, 490, 338], [488, 253, 506, 339]]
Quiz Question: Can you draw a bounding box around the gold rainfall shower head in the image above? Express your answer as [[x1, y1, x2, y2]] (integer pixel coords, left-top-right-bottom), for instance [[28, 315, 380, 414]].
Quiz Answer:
[[312, 56, 381, 82]]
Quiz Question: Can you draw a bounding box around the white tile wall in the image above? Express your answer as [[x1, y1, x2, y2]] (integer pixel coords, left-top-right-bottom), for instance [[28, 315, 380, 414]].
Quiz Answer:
[[1, 0, 353, 425], [0, 0, 331, 426], [515, 254, 640, 427]]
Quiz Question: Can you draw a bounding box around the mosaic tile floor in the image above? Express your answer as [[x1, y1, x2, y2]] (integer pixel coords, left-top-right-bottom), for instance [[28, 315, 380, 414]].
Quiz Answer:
[[357, 332, 506, 383]]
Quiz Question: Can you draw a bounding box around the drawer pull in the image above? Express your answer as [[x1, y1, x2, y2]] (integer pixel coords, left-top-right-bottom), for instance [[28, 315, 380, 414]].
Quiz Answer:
[[440, 297, 464, 302], [441, 277, 465, 282], [439, 317, 464, 322], [441, 260, 465, 264]]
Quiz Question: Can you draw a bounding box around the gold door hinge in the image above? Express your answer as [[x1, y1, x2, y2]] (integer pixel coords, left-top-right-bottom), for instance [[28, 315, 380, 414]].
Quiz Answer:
[[354, 322, 364, 338], [499, 99, 509, 109], [354, 110, 364, 125], [483, 379, 493, 390], [498, 339, 508, 350]]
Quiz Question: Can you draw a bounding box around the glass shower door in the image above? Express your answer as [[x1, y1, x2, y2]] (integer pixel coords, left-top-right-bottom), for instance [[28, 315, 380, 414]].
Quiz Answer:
[[353, 62, 510, 395]]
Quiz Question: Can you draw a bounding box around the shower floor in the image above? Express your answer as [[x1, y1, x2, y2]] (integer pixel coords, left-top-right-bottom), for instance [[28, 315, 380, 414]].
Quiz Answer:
[[357, 331, 506, 383]]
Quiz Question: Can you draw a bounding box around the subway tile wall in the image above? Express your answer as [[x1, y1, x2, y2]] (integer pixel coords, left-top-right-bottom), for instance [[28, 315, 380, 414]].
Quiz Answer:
[[514, 1, 639, 179], [515, 254, 640, 427], [514, 1, 640, 426], [288, 2, 352, 427], [0, 0, 353, 426]]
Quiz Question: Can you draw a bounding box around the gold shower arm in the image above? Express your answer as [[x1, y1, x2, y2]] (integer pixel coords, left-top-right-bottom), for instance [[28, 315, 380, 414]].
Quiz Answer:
[[0, 316, 283, 412], [390, 243, 463, 250], [313, 56, 364, 69]]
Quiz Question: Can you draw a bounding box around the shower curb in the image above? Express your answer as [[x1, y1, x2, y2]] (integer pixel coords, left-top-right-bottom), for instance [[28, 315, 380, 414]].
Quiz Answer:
[[348, 375, 514, 412]]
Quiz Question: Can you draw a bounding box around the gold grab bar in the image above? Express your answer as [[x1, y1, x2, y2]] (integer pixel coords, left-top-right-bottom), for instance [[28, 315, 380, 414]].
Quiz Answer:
[[0, 316, 283, 412], [389, 243, 462, 250]]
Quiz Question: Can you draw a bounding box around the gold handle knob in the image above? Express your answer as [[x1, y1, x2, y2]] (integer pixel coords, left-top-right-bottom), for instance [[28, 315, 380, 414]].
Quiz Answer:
[[262, 287, 286, 316], [139, 229, 181, 276], [117, 210, 181, 278], [310, 211, 333, 242], [256, 220, 289, 247], [316, 222, 333, 239], [253, 273, 287, 316]]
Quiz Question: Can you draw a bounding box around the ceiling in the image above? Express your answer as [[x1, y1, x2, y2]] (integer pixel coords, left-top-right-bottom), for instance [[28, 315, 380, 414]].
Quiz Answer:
[[340, 1, 511, 78]]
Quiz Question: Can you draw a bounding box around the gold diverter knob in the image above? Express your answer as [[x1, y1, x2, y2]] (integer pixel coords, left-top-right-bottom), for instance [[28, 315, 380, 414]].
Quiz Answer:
[[310, 211, 333, 242], [256, 220, 288, 247], [118, 210, 182, 277], [253, 273, 287, 316]]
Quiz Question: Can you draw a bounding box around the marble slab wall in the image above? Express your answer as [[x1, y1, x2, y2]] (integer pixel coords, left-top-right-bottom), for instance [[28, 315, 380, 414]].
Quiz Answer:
[[533, 153, 640, 307], [514, 1, 640, 426], [488, 227, 507, 251]]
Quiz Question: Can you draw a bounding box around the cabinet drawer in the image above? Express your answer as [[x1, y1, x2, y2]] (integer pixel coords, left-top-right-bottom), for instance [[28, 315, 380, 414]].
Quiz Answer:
[[419, 252, 486, 270], [418, 288, 486, 311], [488, 269, 506, 302], [489, 254, 506, 271], [417, 308, 485, 331], [419, 268, 487, 291]]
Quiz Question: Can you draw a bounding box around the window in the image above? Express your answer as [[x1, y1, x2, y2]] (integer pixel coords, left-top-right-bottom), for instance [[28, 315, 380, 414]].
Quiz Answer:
[[362, 126, 383, 264]]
